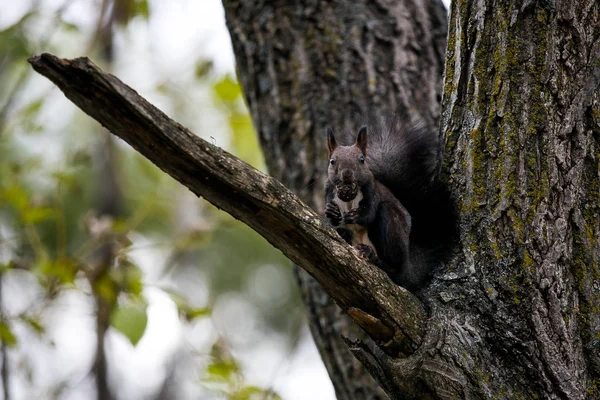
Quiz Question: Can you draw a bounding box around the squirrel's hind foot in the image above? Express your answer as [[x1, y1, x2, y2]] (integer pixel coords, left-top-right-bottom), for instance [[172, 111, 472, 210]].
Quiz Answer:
[[355, 244, 379, 263]]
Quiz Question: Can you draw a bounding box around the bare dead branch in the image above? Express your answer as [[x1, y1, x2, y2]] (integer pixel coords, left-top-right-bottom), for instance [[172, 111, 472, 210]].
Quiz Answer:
[[27, 53, 427, 356]]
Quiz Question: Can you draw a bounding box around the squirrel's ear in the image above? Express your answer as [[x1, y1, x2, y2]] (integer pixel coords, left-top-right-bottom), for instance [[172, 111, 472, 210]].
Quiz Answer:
[[326, 127, 337, 157], [356, 125, 368, 155]]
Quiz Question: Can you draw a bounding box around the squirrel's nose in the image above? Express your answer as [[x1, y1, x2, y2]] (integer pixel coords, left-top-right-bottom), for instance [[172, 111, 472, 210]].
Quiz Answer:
[[341, 169, 353, 182]]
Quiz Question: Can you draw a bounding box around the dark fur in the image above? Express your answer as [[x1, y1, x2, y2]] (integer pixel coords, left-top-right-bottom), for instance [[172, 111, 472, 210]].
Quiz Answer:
[[324, 117, 456, 290]]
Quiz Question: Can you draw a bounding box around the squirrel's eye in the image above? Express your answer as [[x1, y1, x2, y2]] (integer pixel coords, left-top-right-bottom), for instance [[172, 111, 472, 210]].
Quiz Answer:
[[330, 158, 335, 166], [359, 155, 365, 164]]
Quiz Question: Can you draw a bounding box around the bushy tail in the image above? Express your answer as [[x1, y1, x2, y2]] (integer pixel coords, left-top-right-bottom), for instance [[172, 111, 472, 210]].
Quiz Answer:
[[365, 116, 439, 202], [340, 115, 457, 264]]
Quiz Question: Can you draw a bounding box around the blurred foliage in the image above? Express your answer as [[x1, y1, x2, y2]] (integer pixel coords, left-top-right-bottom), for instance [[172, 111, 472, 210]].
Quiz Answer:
[[213, 75, 264, 169], [0, 1, 303, 399], [110, 301, 147, 345], [202, 342, 282, 400]]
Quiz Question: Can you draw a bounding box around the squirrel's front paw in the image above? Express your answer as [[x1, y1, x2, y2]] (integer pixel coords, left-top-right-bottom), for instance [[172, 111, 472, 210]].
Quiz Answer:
[[342, 208, 359, 225], [355, 244, 379, 263], [325, 202, 342, 226]]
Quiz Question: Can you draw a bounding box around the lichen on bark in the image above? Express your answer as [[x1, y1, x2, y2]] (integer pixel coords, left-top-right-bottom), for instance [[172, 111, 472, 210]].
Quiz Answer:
[[442, 0, 600, 398]]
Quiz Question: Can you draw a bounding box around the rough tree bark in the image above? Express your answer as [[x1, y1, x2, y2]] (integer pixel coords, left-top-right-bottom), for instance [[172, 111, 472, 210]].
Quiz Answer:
[[222, 1, 448, 397], [224, 0, 600, 399], [437, 0, 600, 398]]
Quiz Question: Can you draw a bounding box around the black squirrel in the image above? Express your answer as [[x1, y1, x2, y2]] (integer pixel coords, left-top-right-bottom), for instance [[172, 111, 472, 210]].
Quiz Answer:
[[324, 118, 456, 290]]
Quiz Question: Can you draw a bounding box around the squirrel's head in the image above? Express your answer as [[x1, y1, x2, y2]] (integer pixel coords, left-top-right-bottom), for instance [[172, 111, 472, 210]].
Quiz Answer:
[[326, 125, 373, 201]]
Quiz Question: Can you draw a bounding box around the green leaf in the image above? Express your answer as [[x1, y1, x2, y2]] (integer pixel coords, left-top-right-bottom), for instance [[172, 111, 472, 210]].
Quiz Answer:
[[23, 206, 55, 224], [38, 259, 78, 284], [233, 386, 282, 400], [195, 60, 213, 78], [174, 231, 212, 251], [94, 274, 117, 303], [1, 184, 29, 212], [213, 75, 241, 102], [163, 289, 210, 321], [110, 261, 144, 297], [229, 113, 264, 169], [183, 306, 210, 322], [206, 360, 239, 382], [133, 0, 150, 19], [110, 302, 148, 346], [60, 21, 79, 32], [19, 98, 44, 118], [0, 323, 16, 347], [0, 11, 36, 59], [125, 267, 144, 298], [51, 171, 76, 185], [20, 315, 45, 335], [233, 386, 263, 400]]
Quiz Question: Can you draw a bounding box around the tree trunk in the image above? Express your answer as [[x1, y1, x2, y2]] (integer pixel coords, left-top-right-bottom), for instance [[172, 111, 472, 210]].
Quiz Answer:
[[435, 0, 600, 398], [225, 0, 600, 398], [223, 1, 448, 398]]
